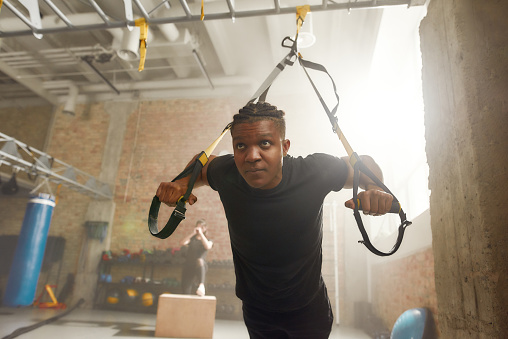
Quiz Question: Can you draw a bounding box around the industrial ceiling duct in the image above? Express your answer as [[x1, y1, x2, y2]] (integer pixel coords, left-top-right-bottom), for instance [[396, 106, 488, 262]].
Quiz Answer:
[[113, 25, 154, 61], [118, 28, 141, 61], [62, 83, 79, 115]]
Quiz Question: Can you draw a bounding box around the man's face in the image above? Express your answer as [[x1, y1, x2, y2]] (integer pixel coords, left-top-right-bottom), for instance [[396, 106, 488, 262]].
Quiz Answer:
[[232, 120, 290, 190]]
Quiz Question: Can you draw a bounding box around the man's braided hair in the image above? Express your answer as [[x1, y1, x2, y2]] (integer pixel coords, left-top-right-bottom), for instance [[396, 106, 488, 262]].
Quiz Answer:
[[231, 102, 286, 139]]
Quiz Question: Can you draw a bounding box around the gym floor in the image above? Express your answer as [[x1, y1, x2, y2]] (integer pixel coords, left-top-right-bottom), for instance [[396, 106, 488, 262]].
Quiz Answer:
[[0, 307, 371, 339]]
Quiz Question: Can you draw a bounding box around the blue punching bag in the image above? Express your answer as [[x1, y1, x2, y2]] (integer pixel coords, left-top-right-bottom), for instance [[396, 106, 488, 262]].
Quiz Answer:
[[3, 193, 56, 307]]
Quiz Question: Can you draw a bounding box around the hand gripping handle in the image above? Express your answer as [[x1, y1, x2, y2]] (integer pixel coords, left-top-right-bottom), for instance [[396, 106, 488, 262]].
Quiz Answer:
[[352, 156, 412, 256], [148, 154, 205, 239], [147, 123, 232, 240], [355, 199, 401, 214]]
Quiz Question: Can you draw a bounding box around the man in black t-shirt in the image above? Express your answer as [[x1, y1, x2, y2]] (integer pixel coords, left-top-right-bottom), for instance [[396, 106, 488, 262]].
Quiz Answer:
[[156, 102, 394, 339]]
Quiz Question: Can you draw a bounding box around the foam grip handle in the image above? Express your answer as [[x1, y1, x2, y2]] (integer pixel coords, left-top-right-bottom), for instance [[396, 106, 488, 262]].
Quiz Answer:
[[356, 199, 401, 214]]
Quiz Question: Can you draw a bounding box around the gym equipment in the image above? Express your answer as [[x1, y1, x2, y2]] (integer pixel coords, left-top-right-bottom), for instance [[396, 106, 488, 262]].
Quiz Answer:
[[3, 193, 55, 307], [0, 132, 112, 199], [33, 284, 66, 309], [391, 308, 437, 339], [155, 294, 216, 338], [148, 125, 231, 239], [141, 292, 154, 307], [106, 289, 121, 304], [147, 7, 412, 256]]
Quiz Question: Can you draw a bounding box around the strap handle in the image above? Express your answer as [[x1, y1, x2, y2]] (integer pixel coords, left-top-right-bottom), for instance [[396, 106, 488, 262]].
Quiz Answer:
[[297, 55, 412, 256], [148, 123, 231, 239], [351, 153, 412, 256]]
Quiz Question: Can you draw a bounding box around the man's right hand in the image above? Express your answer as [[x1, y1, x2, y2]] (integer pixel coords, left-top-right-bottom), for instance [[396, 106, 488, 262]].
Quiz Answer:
[[156, 181, 197, 207]]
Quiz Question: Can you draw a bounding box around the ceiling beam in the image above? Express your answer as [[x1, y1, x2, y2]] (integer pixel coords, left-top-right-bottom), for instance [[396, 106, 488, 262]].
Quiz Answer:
[[0, 0, 427, 38], [203, 20, 238, 76], [0, 58, 59, 105]]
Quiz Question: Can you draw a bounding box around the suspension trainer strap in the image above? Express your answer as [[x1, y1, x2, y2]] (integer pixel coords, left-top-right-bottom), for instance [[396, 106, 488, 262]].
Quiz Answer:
[[298, 57, 340, 128], [351, 156, 412, 256], [148, 123, 232, 239], [148, 7, 412, 253], [249, 40, 298, 104], [297, 53, 412, 256], [249, 6, 310, 103]]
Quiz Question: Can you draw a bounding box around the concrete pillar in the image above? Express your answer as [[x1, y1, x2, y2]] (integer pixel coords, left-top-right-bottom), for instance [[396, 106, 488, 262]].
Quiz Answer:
[[73, 101, 137, 307], [420, 0, 508, 337]]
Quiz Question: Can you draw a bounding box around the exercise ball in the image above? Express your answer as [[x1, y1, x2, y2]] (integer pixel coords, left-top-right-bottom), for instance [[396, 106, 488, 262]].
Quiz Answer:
[[391, 308, 437, 339]]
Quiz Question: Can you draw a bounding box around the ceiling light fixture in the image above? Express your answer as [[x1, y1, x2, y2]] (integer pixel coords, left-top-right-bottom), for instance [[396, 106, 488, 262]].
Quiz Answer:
[[296, 12, 316, 49]]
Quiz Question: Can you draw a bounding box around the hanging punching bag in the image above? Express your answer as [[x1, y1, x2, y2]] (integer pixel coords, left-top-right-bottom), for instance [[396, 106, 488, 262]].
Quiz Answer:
[[3, 193, 56, 307]]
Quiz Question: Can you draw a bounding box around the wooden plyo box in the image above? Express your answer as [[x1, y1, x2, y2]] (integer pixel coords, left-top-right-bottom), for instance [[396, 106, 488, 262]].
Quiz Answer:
[[155, 294, 217, 338]]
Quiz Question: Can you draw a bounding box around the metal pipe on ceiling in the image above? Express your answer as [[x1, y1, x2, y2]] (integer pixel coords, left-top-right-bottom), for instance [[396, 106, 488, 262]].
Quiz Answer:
[[133, 0, 150, 19], [149, 0, 171, 15], [43, 0, 74, 27], [178, 0, 193, 18], [78, 75, 253, 92], [80, 56, 121, 95], [86, 0, 111, 25], [226, 0, 236, 16], [192, 49, 214, 90], [2, 0, 38, 31], [274, 0, 281, 13], [0, 0, 425, 38]]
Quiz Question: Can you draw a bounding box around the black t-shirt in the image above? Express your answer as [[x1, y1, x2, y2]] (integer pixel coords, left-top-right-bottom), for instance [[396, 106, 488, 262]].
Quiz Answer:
[[186, 235, 209, 262], [207, 153, 348, 312]]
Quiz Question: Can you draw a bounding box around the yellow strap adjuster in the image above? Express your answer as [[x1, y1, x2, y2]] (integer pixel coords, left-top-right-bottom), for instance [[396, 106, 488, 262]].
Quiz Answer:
[[198, 152, 209, 166], [296, 5, 311, 35], [135, 18, 148, 72]]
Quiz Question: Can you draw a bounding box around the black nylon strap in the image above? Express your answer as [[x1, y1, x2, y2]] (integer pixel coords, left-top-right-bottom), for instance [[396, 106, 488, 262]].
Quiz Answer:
[[148, 123, 232, 240], [249, 37, 297, 104], [352, 155, 411, 256], [148, 32, 412, 253], [251, 36, 412, 256], [298, 57, 340, 126], [297, 53, 412, 256], [148, 152, 206, 239]]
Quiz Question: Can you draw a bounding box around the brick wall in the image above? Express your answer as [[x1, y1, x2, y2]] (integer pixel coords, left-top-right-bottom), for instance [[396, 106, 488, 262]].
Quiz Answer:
[[1, 99, 437, 328], [371, 247, 438, 331], [0, 105, 54, 181], [110, 98, 234, 261], [0, 98, 235, 303], [0, 105, 53, 147]]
